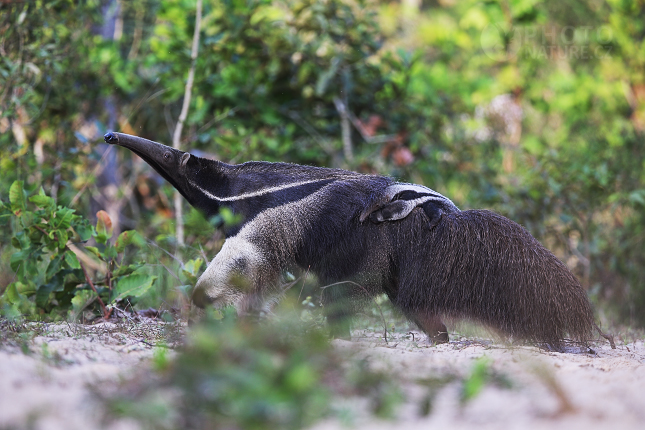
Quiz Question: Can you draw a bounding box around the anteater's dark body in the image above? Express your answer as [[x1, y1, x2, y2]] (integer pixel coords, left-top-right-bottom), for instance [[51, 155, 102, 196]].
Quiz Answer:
[[104, 132, 604, 350]]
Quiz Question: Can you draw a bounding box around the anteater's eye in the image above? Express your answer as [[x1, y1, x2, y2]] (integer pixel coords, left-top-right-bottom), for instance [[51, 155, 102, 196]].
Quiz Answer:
[[163, 152, 171, 161]]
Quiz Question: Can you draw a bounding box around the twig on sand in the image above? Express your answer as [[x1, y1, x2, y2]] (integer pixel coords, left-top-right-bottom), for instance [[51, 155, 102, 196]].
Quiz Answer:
[[79, 260, 111, 320]]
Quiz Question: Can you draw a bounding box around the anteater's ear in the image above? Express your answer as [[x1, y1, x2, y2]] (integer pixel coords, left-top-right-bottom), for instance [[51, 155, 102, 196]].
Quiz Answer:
[[180, 153, 191, 168]]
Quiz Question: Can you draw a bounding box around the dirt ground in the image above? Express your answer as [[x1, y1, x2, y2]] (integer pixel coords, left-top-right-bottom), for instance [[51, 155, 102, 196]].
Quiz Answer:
[[0, 322, 643, 430]]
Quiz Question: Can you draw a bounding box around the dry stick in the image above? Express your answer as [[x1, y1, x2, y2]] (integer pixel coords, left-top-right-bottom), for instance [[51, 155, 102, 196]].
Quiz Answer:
[[333, 97, 353, 162], [198, 244, 209, 266], [594, 323, 616, 349], [332, 98, 398, 145], [33, 227, 110, 318], [78, 259, 110, 320], [66, 242, 107, 273], [296, 266, 312, 303], [171, 0, 202, 248]]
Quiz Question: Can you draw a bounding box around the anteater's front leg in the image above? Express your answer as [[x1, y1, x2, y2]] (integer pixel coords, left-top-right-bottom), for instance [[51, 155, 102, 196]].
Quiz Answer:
[[191, 236, 279, 315], [321, 285, 355, 340]]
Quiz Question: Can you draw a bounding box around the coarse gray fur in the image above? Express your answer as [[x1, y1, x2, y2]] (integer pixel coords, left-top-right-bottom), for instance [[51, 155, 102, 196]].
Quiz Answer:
[[104, 132, 605, 350]]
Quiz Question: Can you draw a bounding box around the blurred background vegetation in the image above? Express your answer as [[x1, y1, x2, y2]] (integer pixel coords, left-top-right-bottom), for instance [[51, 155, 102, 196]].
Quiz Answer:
[[1, 0, 644, 326]]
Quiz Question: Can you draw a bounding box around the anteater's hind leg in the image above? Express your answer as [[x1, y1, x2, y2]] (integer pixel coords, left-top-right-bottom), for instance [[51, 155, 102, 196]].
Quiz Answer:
[[413, 314, 449, 344]]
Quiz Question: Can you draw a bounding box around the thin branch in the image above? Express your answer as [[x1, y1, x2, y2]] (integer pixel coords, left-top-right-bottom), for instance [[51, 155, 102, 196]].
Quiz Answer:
[[297, 266, 311, 303], [198, 243, 209, 265], [333, 97, 398, 145], [594, 323, 616, 349], [146, 239, 185, 268], [172, 0, 203, 248], [185, 107, 239, 145], [281, 109, 334, 155], [67, 242, 107, 273], [333, 96, 353, 162], [78, 259, 110, 320]]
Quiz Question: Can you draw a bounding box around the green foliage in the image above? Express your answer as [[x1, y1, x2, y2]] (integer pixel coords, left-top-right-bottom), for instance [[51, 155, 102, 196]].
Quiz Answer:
[[0, 181, 156, 321], [105, 307, 403, 429]]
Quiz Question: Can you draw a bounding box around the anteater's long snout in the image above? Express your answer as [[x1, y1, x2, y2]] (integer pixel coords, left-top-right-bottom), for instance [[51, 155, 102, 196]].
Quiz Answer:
[[104, 132, 120, 144], [103, 132, 170, 152]]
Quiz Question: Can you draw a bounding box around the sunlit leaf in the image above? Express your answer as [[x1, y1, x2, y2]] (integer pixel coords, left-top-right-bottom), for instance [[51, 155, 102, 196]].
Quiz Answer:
[[84, 246, 103, 260], [9, 180, 25, 214], [64, 250, 81, 269], [113, 274, 157, 303], [95, 210, 113, 243], [29, 188, 54, 209], [115, 230, 144, 253]]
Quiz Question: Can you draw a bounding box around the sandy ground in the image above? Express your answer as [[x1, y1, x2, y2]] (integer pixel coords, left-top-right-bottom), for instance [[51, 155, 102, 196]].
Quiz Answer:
[[0, 323, 643, 430], [0, 322, 166, 430]]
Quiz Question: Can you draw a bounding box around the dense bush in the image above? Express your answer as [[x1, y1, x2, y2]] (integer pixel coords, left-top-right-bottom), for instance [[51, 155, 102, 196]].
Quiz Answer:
[[0, 181, 164, 320]]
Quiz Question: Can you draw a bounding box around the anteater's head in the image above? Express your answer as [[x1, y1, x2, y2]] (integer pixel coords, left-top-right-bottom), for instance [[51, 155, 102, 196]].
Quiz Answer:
[[104, 132, 221, 217]]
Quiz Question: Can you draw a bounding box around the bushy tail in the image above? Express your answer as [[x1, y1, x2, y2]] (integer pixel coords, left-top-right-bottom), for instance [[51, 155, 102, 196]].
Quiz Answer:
[[397, 209, 605, 350]]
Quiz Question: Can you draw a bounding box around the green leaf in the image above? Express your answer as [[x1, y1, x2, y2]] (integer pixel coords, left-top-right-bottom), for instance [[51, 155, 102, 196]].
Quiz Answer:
[[14, 280, 37, 295], [95, 232, 108, 245], [84, 246, 103, 260], [54, 207, 76, 229], [70, 290, 95, 320], [9, 180, 25, 214], [115, 231, 133, 253], [181, 258, 204, 285], [74, 220, 93, 242], [11, 232, 29, 250], [285, 363, 318, 392], [29, 188, 54, 209], [58, 229, 69, 249], [45, 254, 64, 280], [3, 283, 21, 303], [628, 190, 645, 207], [10, 249, 30, 273], [112, 274, 157, 303], [35, 283, 56, 308], [20, 211, 35, 229], [115, 230, 144, 253], [103, 244, 117, 260], [219, 207, 243, 227], [461, 357, 491, 403], [64, 250, 81, 269]]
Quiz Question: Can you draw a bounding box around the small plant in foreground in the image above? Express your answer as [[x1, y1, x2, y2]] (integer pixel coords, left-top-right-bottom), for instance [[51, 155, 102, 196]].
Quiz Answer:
[[0, 180, 158, 321], [102, 306, 404, 430], [461, 356, 513, 404]]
